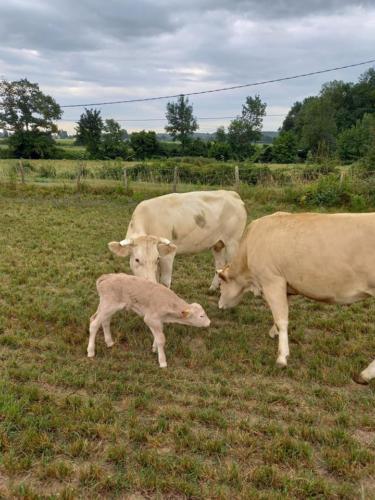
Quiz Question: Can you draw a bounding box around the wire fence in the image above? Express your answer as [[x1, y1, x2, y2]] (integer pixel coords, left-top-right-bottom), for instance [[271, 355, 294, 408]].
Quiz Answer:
[[0, 158, 352, 192]]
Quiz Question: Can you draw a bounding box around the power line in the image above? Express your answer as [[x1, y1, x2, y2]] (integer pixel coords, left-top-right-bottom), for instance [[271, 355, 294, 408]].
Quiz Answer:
[[57, 113, 286, 122], [59, 58, 375, 108]]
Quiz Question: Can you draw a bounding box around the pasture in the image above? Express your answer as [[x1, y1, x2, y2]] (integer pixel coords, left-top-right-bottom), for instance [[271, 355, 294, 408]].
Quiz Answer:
[[0, 169, 375, 499]]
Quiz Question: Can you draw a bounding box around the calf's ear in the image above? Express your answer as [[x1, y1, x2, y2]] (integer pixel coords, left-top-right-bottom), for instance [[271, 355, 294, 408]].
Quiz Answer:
[[158, 242, 177, 257], [108, 241, 133, 257], [181, 309, 191, 318]]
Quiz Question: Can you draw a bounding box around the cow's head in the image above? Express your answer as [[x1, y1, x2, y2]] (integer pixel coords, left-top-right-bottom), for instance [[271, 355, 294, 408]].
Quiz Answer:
[[217, 265, 246, 309], [108, 235, 177, 283]]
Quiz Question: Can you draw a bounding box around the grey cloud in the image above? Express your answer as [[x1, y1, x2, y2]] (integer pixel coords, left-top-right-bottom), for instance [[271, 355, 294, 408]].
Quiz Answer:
[[0, 0, 176, 52], [174, 0, 375, 19], [1, 0, 374, 132]]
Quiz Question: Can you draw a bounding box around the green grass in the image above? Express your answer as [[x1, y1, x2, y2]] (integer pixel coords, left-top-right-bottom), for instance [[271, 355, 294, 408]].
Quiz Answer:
[[0, 178, 374, 498]]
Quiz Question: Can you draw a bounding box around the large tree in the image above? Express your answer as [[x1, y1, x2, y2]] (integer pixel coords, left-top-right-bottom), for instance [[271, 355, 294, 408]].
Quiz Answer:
[[75, 108, 103, 157], [0, 78, 62, 158], [228, 95, 266, 159], [165, 95, 198, 153], [130, 130, 160, 159], [101, 119, 128, 159]]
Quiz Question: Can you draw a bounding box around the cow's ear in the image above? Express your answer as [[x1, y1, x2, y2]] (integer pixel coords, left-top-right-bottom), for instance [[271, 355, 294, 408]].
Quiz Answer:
[[108, 241, 133, 257], [158, 241, 177, 257], [217, 269, 228, 282], [181, 309, 191, 318]]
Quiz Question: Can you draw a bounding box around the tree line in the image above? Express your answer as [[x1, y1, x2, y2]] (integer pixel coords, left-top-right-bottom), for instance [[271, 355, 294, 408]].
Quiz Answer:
[[0, 70, 374, 163]]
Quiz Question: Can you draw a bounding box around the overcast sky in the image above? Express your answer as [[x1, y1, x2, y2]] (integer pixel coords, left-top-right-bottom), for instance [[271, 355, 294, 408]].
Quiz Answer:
[[1, 0, 374, 133]]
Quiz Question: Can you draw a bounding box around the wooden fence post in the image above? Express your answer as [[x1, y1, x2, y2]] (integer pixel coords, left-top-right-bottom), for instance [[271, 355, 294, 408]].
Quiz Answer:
[[18, 159, 25, 184], [234, 165, 240, 190], [123, 167, 128, 191], [172, 166, 178, 192], [339, 171, 345, 187], [76, 162, 83, 191]]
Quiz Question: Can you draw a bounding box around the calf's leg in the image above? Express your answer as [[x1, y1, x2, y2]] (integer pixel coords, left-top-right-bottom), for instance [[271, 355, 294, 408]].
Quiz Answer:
[[152, 338, 157, 353], [87, 302, 120, 357], [262, 280, 289, 367], [145, 317, 167, 368], [102, 317, 115, 348], [210, 240, 226, 291]]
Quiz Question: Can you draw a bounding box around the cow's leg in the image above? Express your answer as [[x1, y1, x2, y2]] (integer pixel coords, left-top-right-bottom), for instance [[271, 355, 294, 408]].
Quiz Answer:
[[210, 240, 226, 291], [269, 324, 279, 338], [269, 297, 291, 338], [145, 317, 167, 368], [225, 240, 239, 263], [354, 359, 375, 385], [159, 253, 175, 288], [262, 280, 289, 367]]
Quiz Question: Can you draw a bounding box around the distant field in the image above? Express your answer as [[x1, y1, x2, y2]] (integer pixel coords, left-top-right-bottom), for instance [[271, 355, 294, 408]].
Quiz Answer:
[[0, 176, 374, 498]]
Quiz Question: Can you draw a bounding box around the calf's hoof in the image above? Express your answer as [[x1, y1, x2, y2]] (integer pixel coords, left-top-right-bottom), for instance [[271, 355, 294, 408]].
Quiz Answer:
[[276, 356, 287, 368], [352, 373, 369, 385], [87, 351, 95, 358], [159, 362, 168, 368], [106, 341, 115, 348]]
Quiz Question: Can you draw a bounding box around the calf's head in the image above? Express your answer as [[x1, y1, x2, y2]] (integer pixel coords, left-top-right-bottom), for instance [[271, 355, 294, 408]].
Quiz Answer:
[[108, 236, 177, 283], [179, 303, 211, 328], [217, 266, 246, 309]]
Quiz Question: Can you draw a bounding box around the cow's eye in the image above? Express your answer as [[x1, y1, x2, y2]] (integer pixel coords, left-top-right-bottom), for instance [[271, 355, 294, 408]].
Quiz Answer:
[[135, 258, 140, 264]]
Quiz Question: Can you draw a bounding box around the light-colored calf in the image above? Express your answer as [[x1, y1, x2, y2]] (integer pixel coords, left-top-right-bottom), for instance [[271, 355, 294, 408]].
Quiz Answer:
[[87, 273, 210, 367]]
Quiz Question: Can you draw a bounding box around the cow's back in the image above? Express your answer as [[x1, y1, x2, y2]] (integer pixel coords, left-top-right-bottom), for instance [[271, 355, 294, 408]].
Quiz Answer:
[[127, 190, 247, 253], [246, 212, 375, 304]]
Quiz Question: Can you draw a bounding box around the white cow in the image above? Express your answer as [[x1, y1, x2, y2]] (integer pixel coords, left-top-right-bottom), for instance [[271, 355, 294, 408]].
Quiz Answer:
[[108, 190, 247, 289], [218, 212, 375, 384]]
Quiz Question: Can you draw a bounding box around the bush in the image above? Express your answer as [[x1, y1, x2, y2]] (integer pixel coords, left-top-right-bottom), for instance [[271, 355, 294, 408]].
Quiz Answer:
[[208, 142, 232, 161], [54, 148, 87, 160], [8, 131, 58, 159], [38, 164, 56, 178], [239, 165, 272, 185], [300, 163, 339, 181], [272, 131, 298, 163], [97, 162, 124, 180], [304, 175, 350, 207]]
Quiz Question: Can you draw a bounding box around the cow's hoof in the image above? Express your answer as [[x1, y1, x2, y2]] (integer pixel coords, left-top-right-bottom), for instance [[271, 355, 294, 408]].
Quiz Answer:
[[159, 362, 167, 368], [87, 352, 95, 358], [106, 341, 115, 348], [352, 373, 369, 385], [276, 357, 287, 368], [269, 325, 279, 338]]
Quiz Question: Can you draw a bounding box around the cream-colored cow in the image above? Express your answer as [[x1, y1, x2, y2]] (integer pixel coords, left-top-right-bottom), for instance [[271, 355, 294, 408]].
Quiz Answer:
[[109, 190, 247, 290], [218, 212, 375, 384]]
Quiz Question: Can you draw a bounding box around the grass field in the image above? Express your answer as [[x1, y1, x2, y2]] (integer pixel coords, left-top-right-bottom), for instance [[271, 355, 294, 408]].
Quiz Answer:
[[0, 177, 375, 499]]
